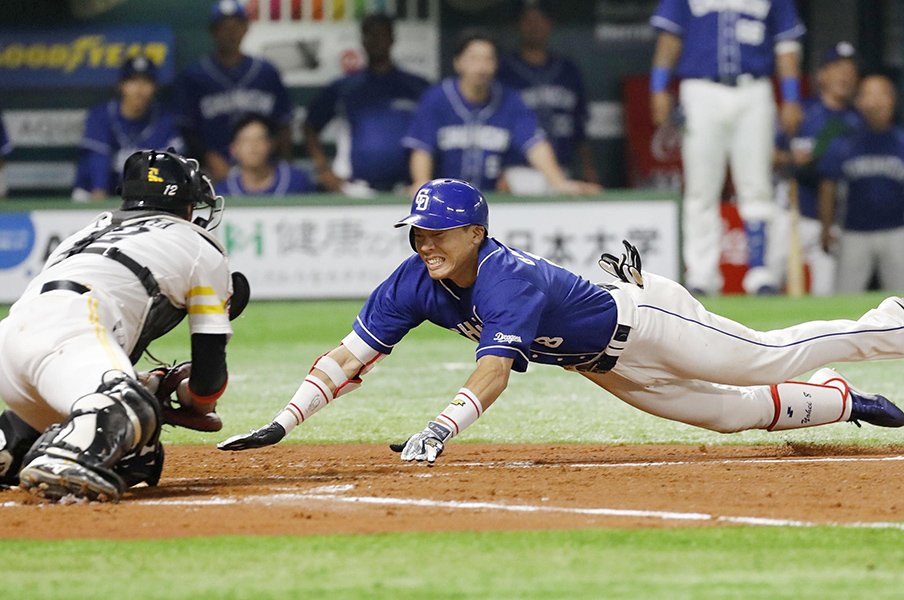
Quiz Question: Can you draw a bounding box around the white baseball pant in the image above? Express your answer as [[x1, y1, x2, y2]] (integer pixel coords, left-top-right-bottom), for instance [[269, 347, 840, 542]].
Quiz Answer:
[[0, 291, 134, 432], [679, 78, 777, 294], [582, 273, 904, 433]]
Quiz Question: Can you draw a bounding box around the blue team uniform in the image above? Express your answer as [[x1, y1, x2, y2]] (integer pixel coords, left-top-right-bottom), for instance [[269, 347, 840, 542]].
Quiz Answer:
[[214, 160, 315, 196], [651, 0, 805, 80], [74, 100, 183, 195], [402, 79, 546, 190], [174, 56, 292, 158], [778, 99, 862, 219], [305, 67, 430, 191], [819, 126, 904, 232], [496, 53, 588, 169], [352, 237, 618, 373]]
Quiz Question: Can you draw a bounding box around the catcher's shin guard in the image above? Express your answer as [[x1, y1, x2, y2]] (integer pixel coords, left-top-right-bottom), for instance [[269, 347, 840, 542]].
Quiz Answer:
[[0, 411, 41, 487], [19, 374, 162, 502]]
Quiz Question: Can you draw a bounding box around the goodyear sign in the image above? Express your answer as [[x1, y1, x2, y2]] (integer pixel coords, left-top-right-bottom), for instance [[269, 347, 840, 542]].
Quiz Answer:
[[0, 25, 174, 88]]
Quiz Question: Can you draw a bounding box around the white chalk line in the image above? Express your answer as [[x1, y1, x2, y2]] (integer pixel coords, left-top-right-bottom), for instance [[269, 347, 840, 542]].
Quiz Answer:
[[289, 454, 904, 471], [131, 489, 904, 531]]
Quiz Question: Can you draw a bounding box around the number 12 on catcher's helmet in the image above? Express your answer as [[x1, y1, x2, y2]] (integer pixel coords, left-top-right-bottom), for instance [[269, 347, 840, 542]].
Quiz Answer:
[[395, 178, 489, 233], [120, 149, 225, 230]]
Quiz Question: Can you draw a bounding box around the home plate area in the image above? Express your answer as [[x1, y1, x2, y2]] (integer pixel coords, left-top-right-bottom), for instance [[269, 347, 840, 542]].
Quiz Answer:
[[1, 443, 903, 540]]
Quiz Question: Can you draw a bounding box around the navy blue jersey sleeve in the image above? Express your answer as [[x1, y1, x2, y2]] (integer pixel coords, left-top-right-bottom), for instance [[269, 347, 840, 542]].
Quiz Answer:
[[305, 79, 342, 131], [508, 93, 546, 156], [263, 62, 293, 126], [403, 84, 442, 152], [770, 0, 806, 41], [352, 260, 426, 354], [650, 0, 687, 36], [818, 137, 847, 180], [474, 277, 546, 372]]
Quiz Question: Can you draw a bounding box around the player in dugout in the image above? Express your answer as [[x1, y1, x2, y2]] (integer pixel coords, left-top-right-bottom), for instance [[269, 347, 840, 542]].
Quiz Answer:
[[403, 29, 599, 196], [220, 178, 904, 463]]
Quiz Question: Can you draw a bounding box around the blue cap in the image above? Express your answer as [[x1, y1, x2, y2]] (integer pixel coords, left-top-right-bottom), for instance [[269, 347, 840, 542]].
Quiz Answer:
[[210, 0, 247, 24], [119, 55, 157, 81], [820, 42, 856, 67]]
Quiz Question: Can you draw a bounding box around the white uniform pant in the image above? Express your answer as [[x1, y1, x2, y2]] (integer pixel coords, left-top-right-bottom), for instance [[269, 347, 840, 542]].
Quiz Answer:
[[583, 274, 904, 432], [835, 228, 904, 293], [679, 78, 776, 293], [0, 291, 134, 431]]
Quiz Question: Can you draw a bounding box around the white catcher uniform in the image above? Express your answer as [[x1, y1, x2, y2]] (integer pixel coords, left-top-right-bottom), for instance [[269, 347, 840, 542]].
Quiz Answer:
[[0, 210, 233, 432]]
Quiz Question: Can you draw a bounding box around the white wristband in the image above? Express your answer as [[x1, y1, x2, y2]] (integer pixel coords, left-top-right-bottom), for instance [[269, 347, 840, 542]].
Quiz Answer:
[[435, 387, 484, 438]]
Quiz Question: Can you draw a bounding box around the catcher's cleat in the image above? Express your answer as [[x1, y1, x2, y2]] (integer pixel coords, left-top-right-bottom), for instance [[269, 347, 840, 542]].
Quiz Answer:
[[19, 456, 124, 503]]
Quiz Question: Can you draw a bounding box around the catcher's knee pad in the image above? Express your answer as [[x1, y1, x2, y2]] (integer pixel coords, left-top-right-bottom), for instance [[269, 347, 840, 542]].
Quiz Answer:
[[96, 373, 162, 449], [0, 411, 41, 486]]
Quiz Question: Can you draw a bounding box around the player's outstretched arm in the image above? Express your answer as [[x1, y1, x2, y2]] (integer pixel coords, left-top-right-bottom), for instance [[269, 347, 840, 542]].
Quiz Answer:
[[391, 355, 512, 464], [218, 343, 370, 451]]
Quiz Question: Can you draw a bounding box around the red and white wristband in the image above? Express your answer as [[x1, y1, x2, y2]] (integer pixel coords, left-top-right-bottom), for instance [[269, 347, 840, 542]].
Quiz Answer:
[[434, 387, 484, 439]]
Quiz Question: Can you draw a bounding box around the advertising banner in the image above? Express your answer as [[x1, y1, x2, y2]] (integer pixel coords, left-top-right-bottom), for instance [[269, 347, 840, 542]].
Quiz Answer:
[[0, 25, 174, 88], [0, 199, 678, 302]]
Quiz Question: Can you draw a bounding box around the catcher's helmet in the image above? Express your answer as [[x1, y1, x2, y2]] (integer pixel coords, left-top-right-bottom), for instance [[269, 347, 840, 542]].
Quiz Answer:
[[395, 178, 489, 233], [120, 149, 224, 230]]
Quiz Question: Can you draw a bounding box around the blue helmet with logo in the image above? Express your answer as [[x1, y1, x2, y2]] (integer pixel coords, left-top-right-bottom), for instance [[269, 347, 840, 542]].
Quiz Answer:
[[395, 179, 489, 233]]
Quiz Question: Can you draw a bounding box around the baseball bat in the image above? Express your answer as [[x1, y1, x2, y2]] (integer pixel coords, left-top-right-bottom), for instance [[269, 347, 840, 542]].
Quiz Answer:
[[785, 178, 805, 297]]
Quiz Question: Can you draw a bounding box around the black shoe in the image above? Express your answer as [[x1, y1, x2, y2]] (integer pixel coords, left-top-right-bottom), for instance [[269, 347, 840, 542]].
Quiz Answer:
[[849, 388, 904, 428]]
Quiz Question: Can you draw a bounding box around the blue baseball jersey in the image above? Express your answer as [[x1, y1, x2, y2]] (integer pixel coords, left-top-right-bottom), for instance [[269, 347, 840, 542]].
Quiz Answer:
[[0, 116, 12, 157], [496, 53, 588, 169], [214, 160, 315, 196], [74, 100, 184, 195], [174, 55, 292, 157], [402, 78, 546, 190], [777, 98, 862, 219], [651, 0, 805, 79], [819, 126, 904, 232], [351, 237, 618, 373], [305, 67, 430, 191]]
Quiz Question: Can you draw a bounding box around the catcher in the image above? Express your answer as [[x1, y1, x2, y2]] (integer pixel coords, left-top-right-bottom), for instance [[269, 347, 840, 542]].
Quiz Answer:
[[0, 149, 248, 502], [220, 178, 904, 463]]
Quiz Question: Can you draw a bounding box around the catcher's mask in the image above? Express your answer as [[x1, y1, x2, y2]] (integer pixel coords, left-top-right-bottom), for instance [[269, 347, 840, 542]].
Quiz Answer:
[[394, 178, 489, 250], [120, 149, 224, 230]]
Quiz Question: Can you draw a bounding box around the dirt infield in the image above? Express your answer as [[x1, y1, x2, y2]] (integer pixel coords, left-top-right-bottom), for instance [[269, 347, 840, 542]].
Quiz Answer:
[[2, 443, 903, 540]]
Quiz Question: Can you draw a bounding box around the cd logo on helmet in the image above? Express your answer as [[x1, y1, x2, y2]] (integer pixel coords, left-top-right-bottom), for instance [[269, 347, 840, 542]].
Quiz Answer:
[[415, 188, 431, 211]]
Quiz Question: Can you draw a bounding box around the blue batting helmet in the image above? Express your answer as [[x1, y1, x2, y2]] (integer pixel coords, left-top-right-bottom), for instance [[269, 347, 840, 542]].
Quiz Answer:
[[395, 179, 489, 233]]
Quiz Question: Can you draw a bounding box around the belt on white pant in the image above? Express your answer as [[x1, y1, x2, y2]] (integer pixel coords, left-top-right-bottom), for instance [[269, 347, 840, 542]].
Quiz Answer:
[[570, 283, 637, 374]]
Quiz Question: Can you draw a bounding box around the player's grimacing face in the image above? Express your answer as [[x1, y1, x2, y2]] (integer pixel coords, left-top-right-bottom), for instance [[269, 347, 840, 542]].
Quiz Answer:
[[413, 225, 483, 286]]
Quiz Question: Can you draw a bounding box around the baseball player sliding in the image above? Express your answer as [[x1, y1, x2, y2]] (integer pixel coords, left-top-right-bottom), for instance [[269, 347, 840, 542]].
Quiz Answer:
[[0, 149, 247, 502], [650, 0, 805, 295], [220, 178, 904, 463]]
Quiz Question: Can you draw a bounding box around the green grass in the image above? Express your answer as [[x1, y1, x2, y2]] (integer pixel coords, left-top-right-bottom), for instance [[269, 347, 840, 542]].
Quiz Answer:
[[2, 293, 904, 598], [1, 527, 903, 599]]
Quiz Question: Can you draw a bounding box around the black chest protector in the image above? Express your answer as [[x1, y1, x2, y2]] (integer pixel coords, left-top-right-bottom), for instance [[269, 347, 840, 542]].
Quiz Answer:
[[50, 210, 193, 363]]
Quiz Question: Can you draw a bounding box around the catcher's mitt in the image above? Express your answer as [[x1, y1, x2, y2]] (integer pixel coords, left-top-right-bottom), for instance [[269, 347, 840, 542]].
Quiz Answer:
[[143, 361, 223, 432]]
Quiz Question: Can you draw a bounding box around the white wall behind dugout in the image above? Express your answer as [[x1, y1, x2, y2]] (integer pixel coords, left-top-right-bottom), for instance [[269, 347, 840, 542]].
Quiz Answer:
[[0, 200, 678, 301]]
